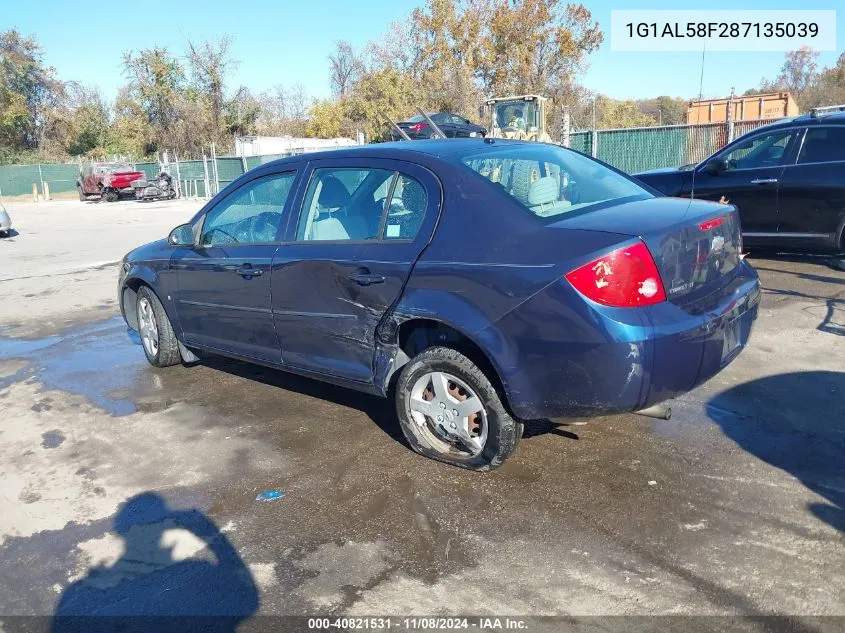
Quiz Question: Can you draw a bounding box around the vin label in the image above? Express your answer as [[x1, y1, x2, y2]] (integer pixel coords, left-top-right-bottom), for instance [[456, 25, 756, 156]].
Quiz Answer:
[[611, 10, 836, 51]]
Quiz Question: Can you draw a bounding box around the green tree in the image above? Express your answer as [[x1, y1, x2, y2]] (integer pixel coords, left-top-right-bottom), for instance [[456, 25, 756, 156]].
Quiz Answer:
[[801, 52, 845, 109], [186, 36, 238, 142], [636, 96, 687, 126], [122, 46, 185, 152], [0, 29, 63, 151], [596, 96, 657, 129]]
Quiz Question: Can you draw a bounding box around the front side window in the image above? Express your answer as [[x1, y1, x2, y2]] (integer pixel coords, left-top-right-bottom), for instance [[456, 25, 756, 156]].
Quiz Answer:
[[452, 144, 651, 220], [719, 129, 796, 169], [296, 167, 426, 242], [200, 172, 295, 246], [797, 127, 845, 164]]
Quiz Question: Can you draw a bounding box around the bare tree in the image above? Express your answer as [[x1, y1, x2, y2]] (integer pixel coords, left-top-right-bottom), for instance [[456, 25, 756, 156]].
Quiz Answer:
[[186, 36, 239, 139], [256, 84, 311, 136], [328, 40, 363, 98]]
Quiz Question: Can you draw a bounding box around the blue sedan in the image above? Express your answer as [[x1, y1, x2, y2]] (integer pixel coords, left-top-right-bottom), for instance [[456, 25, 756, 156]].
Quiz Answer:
[[119, 140, 760, 470]]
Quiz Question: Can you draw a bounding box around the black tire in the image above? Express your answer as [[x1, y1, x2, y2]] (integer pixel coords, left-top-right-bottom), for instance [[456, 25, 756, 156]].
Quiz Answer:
[[135, 286, 181, 367], [510, 160, 542, 205], [828, 258, 845, 272], [77, 185, 86, 201], [395, 346, 522, 471], [103, 189, 119, 203]]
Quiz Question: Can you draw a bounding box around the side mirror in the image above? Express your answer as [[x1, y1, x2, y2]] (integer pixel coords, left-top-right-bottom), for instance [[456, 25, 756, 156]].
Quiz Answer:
[[168, 223, 194, 246], [704, 157, 728, 175]]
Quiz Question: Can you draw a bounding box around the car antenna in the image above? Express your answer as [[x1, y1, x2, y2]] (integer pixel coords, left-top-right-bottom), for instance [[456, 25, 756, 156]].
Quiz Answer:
[[688, 41, 708, 206]]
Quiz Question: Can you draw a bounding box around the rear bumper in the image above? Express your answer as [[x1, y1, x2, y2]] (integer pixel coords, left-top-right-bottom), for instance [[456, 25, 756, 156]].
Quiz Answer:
[[640, 268, 760, 408], [487, 261, 760, 420]]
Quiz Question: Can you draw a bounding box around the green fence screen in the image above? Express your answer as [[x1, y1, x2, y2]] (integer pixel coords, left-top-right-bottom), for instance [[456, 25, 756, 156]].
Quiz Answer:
[[0, 119, 785, 199]]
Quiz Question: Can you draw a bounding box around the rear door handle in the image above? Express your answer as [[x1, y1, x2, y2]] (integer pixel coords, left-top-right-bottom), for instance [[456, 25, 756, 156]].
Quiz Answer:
[[750, 178, 778, 185], [350, 270, 385, 286], [235, 266, 263, 277]]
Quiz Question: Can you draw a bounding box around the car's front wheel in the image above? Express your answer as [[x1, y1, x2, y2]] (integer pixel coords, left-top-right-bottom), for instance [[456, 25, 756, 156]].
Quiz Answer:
[[136, 286, 181, 367], [395, 346, 522, 470]]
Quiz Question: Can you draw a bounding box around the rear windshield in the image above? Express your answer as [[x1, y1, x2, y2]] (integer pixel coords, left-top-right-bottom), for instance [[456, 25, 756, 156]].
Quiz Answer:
[[450, 143, 652, 220]]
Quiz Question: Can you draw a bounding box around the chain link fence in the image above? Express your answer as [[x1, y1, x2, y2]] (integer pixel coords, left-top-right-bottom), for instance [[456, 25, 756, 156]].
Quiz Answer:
[[569, 118, 783, 173], [0, 118, 787, 200], [0, 152, 306, 201]]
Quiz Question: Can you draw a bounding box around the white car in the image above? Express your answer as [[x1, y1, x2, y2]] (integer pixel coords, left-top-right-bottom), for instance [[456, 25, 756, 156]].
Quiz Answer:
[[0, 203, 11, 237]]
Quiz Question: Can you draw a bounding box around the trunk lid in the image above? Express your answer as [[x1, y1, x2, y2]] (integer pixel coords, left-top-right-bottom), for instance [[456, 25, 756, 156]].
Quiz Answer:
[[555, 197, 742, 307]]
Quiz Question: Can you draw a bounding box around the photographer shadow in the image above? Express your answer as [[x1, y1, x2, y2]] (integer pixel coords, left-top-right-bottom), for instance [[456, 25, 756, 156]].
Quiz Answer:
[[53, 492, 258, 633]]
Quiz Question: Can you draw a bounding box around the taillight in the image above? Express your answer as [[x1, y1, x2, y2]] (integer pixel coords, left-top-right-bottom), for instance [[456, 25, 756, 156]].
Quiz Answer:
[[409, 123, 427, 132], [565, 241, 666, 308], [698, 216, 725, 231]]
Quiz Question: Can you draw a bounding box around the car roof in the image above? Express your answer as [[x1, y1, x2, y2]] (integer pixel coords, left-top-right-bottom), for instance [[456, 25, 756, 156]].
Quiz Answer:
[[257, 138, 539, 169], [749, 110, 845, 132]]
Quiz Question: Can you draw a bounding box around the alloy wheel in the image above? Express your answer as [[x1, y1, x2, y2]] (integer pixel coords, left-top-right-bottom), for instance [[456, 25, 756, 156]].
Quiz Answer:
[[408, 371, 488, 457], [137, 297, 159, 358]]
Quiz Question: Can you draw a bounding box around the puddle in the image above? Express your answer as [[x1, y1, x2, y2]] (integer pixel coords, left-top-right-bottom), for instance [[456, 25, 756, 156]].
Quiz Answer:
[[0, 317, 151, 416], [41, 429, 66, 448]]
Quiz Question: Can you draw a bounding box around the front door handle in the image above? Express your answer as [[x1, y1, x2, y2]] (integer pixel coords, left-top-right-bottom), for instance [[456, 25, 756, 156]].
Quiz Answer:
[[750, 178, 778, 185], [235, 266, 263, 277], [350, 269, 385, 286]]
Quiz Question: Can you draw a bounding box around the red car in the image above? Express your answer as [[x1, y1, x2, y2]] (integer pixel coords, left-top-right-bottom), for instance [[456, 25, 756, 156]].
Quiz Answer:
[[77, 162, 144, 202]]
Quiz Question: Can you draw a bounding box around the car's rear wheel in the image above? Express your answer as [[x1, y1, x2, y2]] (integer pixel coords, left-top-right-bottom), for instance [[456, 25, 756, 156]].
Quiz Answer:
[[395, 346, 521, 471], [103, 189, 119, 202], [136, 286, 180, 367]]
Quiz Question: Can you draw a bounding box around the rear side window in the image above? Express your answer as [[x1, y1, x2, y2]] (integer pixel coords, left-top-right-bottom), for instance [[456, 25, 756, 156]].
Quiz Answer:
[[452, 144, 651, 220], [384, 174, 426, 240], [798, 127, 845, 164], [296, 168, 426, 242]]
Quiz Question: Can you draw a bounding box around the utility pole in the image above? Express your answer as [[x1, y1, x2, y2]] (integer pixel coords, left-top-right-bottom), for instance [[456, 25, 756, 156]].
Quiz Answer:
[[727, 86, 736, 143]]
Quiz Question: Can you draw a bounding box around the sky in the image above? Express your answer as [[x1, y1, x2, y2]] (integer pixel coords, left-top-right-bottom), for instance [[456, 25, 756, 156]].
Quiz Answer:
[[6, 0, 843, 106]]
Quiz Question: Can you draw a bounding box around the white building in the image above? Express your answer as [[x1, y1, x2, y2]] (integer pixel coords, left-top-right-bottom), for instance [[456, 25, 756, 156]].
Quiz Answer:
[[234, 136, 360, 158]]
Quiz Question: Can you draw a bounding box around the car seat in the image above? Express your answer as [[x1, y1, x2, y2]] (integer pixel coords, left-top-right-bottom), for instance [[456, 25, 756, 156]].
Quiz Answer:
[[527, 176, 572, 216], [307, 176, 369, 241]]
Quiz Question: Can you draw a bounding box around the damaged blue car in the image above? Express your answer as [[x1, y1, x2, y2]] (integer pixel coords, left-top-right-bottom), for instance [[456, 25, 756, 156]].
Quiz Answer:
[[119, 139, 760, 470]]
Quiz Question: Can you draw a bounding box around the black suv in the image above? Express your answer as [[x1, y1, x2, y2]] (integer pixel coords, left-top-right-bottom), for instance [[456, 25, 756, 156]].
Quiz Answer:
[[635, 108, 845, 256]]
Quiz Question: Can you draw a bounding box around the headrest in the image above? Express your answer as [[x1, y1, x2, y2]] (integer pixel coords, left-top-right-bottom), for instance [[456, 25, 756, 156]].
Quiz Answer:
[[401, 179, 426, 212], [317, 176, 350, 208], [527, 176, 558, 207]]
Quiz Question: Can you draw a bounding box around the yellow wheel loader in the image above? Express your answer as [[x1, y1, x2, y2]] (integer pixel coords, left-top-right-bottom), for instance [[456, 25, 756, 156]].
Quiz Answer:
[[485, 95, 552, 143]]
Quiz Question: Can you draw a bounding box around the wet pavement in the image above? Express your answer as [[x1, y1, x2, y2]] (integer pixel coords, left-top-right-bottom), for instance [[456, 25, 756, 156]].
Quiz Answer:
[[0, 253, 844, 628]]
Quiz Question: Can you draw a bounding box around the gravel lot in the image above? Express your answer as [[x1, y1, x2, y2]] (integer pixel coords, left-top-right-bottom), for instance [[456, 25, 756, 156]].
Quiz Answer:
[[1, 199, 843, 629]]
